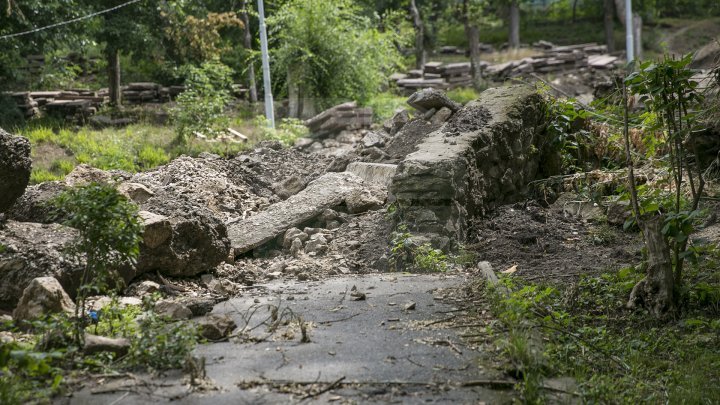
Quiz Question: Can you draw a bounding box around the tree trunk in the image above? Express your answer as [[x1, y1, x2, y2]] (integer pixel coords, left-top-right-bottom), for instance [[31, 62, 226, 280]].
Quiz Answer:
[[241, 0, 258, 103], [465, 24, 483, 89], [614, 0, 626, 26], [508, 0, 520, 49], [410, 0, 424, 70], [572, 0, 579, 23], [633, 13, 643, 60], [604, 0, 615, 52], [627, 217, 675, 318], [107, 47, 121, 107]]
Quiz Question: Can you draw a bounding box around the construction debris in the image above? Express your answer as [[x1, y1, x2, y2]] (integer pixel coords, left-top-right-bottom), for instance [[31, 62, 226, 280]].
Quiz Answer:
[[305, 102, 373, 138]]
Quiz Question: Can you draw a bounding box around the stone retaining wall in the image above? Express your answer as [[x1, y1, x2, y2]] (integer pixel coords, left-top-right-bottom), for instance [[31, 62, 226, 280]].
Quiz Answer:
[[390, 85, 556, 246]]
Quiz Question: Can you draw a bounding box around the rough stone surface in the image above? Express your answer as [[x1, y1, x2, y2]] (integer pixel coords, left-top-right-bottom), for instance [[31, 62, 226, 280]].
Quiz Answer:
[[391, 85, 554, 244], [117, 182, 155, 204], [346, 162, 398, 187], [6, 181, 68, 223], [227, 172, 368, 254], [383, 109, 410, 136], [12, 277, 76, 321], [0, 221, 87, 309], [0, 128, 31, 214], [272, 175, 306, 200], [361, 132, 386, 148], [407, 88, 462, 113], [138, 211, 172, 249], [198, 314, 236, 340], [283, 228, 309, 249], [345, 187, 386, 214], [64, 164, 114, 186], [430, 107, 453, 124], [154, 300, 193, 320]]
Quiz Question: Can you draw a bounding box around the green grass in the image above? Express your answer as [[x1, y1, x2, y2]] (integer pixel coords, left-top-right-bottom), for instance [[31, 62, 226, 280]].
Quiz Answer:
[[365, 91, 410, 123], [19, 118, 257, 184], [486, 260, 720, 404]]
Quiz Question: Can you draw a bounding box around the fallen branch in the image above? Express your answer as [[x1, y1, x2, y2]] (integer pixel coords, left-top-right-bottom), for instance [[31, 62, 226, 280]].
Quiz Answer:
[[300, 376, 346, 400]]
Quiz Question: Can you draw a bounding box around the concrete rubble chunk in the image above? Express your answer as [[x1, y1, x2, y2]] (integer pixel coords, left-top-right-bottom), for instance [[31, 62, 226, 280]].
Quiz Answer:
[[345, 186, 386, 214], [391, 85, 552, 244], [283, 228, 309, 249], [13, 277, 76, 321], [383, 109, 410, 136], [346, 162, 398, 187], [118, 182, 155, 203], [83, 334, 130, 356], [227, 172, 368, 254], [154, 300, 193, 320], [272, 175, 306, 200], [138, 211, 172, 249], [198, 314, 236, 340], [64, 164, 114, 186], [0, 128, 32, 214], [431, 107, 454, 124], [361, 132, 386, 148], [407, 88, 462, 114]]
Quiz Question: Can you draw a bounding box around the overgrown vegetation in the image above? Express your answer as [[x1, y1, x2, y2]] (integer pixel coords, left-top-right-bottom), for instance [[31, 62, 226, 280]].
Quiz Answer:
[[486, 259, 720, 403]]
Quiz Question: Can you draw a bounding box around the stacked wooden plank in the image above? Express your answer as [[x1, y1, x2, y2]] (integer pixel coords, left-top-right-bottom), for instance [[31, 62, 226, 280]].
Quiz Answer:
[[305, 102, 373, 138], [485, 43, 617, 80], [9, 92, 40, 119], [393, 61, 486, 93]]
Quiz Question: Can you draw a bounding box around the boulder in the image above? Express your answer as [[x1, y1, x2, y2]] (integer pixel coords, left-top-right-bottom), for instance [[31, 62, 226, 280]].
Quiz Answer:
[[283, 228, 309, 249], [135, 196, 230, 277], [117, 182, 155, 204], [361, 132, 386, 148], [6, 181, 67, 223], [0, 222, 83, 309], [64, 164, 114, 186], [0, 128, 32, 213], [12, 277, 76, 321], [431, 107, 454, 124], [407, 88, 462, 114]]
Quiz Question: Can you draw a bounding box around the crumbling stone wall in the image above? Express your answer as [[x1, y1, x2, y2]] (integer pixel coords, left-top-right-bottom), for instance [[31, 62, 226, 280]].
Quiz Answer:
[[390, 85, 555, 246]]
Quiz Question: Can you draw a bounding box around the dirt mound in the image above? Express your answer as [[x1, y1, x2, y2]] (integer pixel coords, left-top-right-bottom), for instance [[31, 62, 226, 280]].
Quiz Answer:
[[384, 119, 442, 159], [442, 105, 491, 137], [468, 202, 642, 282]]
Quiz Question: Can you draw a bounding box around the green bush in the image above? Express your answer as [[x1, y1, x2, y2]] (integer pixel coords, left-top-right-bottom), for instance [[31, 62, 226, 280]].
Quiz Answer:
[[137, 145, 170, 169], [170, 61, 233, 143], [51, 183, 144, 341], [254, 116, 308, 146]]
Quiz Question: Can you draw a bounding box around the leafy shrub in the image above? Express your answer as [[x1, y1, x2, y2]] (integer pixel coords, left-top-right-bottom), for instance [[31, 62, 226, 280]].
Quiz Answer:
[[365, 92, 408, 123], [0, 94, 24, 130], [170, 61, 233, 143], [447, 87, 481, 105], [51, 183, 144, 340], [137, 145, 170, 169]]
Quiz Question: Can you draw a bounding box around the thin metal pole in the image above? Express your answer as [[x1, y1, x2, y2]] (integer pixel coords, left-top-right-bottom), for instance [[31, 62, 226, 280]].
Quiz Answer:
[[257, 0, 275, 128], [625, 0, 634, 63]]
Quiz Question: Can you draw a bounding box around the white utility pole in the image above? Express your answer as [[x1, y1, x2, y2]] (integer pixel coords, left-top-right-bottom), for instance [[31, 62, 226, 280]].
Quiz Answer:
[[257, 0, 275, 128], [625, 0, 634, 63]]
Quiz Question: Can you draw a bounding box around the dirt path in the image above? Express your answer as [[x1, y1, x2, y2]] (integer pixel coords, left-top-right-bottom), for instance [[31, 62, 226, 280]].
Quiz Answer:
[[65, 273, 514, 404]]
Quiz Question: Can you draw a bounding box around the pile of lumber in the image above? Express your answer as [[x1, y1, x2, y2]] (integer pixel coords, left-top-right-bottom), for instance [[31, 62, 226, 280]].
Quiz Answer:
[[305, 102, 373, 138], [121, 82, 183, 104], [393, 61, 487, 93], [485, 43, 618, 79], [8, 92, 40, 119]]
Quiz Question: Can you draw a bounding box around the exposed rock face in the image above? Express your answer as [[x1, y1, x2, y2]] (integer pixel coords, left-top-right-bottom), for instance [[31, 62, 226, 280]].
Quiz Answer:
[[391, 85, 554, 245], [6, 181, 67, 223], [0, 222, 83, 310], [383, 109, 410, 136], [0, 128, 32, 214], [198, 314, 236, 340], [12, 277, 76, 321]]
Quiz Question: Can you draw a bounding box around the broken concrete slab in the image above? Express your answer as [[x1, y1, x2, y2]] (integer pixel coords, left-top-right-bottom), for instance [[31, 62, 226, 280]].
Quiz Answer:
[[227, 172, 367, 254], [407, 88, 462, 113], [346, 162, 397, 187], [391, 85, 554, 244]]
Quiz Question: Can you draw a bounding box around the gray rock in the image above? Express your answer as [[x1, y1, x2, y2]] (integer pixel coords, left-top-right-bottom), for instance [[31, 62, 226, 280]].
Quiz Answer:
[[407, 88, 462, 113], [177, 296, 217, 316], [12, 277, 76, 321], [6, 181, 68, 223], [0, 221, 90, 310], [431, 107, 453, 124], [362, 132, 386, 148], [83, 334, 130, 356], [0, 128, 31, 214], [154, 300, 193, 320], [359, 147, 388, 162], [345, 187, 385, 214], [305, 234, 329, 255], [283, 228, 309, 249], [273, 175, 306, 200], [138, 211, 172, 249], [198, 314, 236, 340], [64, 164, 114, 187], [117, 182, 155, 204], [383, 109, 410, 136], [290, 238, 303, 257], [125, 280, 160, 297]]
